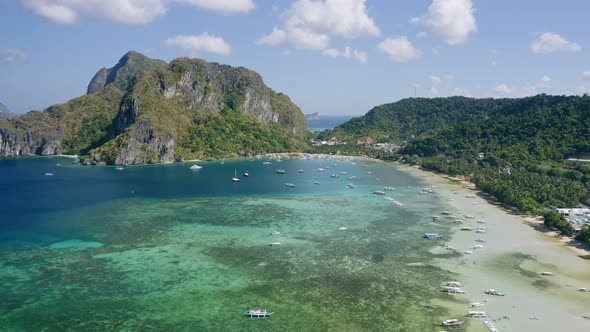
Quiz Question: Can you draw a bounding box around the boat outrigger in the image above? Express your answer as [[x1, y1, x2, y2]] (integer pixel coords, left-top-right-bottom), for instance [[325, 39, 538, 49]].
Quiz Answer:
[[245, 309, 273, 318]]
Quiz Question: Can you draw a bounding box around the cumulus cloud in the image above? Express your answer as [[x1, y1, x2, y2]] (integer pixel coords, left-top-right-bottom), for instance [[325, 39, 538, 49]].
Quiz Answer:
[[179, 0, 254, 14], [495, 84, 511, 95], [164, 33, 232, 55], [377, 37, 422, 62], [540, 74, 551, 84], [451, 87, 470, 96], [1, 49, 28, 63], [320, 46, 367, 63], [531, 32, 581, 54], [583, 70, 590, 80], [257, 0, 379, 51], [412, 0, 477, 45], [22, 0, 252, 25]]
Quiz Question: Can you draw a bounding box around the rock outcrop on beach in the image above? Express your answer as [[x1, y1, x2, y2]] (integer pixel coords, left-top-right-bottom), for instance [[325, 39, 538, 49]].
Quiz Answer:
[[0, 51, 308, 165]]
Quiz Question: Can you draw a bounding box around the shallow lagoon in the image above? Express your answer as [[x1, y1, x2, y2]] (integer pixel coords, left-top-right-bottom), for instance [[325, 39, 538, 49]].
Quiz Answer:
[[0, 157, 462, 331]]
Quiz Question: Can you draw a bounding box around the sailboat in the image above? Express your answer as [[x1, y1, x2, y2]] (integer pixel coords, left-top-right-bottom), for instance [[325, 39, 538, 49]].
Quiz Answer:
[[232, 169, 240, 182]]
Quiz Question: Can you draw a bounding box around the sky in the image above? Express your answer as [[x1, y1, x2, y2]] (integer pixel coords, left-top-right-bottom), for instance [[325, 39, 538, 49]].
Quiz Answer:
[[1, 0, 590, 116]]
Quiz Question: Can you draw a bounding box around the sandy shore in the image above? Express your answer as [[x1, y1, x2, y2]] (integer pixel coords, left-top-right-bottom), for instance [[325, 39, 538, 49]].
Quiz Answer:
[[402, 166, 590, 331]]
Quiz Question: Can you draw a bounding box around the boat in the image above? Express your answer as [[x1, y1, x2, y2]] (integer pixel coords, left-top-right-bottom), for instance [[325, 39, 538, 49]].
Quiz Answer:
[[263, 161, 272, 165], [424, 233, 443, 239], [470, 302, 485, 308], [189, 164, 202, 170], [441, 211, 451, 215], [271, 231, 281, 235], [422, 303, 438, 309], [115, 167, 124, 171], [330, 174, 339, 178], [579, 287, 589, 292], [472, 245, 484, 249], [232, 169, 240, 182], [485, 289, 505, 296], [271, 242, 283, 246], [346, 183, 356, 189], [432, 215, 441, 221], [317, 168, 325, 172], [44, 172, 54, 176], [347, 176, 357, 180], [298, 169, 304, 173], [340, 171, 347, 175], [441, 318, 464, 328], [276, 169, 285, 174], [475, 238, 487, 243], [463, 250, 474, 255], [284, 183, 295, 188], [476, 227, 488, 234], [313, 181, 320, 185], [373, 191, 385, 195], [442, 286, 466, 294], [338, 227, 348, 231], [483, 320, 500, 332], [466, 311, 487, 318], [445, 281, 462, 287], [384, 186, 395, 191], [540, 271, 553, 276], [460, 226, 472, 231], [245, 309, 273, 318]]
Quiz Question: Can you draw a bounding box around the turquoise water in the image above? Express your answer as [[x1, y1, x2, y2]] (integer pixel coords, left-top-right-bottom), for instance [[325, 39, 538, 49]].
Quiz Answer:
[[307, 115, 354, 131], [0, 156, 461, 331]]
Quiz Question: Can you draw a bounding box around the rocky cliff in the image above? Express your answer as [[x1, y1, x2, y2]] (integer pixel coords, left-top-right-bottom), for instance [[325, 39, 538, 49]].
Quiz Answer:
[[0, 51, 308, 164]]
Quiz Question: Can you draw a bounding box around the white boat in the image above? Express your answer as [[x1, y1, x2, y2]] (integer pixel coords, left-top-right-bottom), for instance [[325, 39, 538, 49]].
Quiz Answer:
[[271, 231, 281, 235], [271, 242, 283, 246], [338, 227, 348, 231], [346, 184, 356, 188], [298, 169, 304, 173], [424, 233, 444, 239], [445, 281, 462, 287], [475, 239, 487, 243], [189, 164, 202, 170], [330, 174, 339, 178], [284, 183, 295, 188], [384, 186, 395, 191], [460, 226, 472, 231], [314, 181, 320, 185], [245, 309, 273, 318], [466, 311, 487, 318], [472, 245, 484, 249], [483, 320, 500, 332], [263, 161, 272, 165], [442, 286, 465, 294], [578, 287, 588, 292], [115, 167, 124, 170], [232, 169, 240, 182], [373, 190, 385, 195], [540, 271, 553, 276], [470, 302, 485, 308], [45, 172, 54, 176], [243, 171, 249, 177], [276, 169, 285, 174], [476, 227, 488, 234], [485, 289, 505, 296], [317, 168, 325, 172], [441, 318, 464, 327]]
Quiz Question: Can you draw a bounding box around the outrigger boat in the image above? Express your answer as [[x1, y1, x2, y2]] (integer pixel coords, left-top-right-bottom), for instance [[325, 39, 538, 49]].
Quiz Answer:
[[245, 309, 273, 318], [441, 318, 464, 330], [424, 233, 443, 239]]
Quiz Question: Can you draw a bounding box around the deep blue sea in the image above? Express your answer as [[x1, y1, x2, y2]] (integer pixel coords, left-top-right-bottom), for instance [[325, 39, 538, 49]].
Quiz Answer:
[[0, 156, 458, 331], [307, 115, 355, 131]]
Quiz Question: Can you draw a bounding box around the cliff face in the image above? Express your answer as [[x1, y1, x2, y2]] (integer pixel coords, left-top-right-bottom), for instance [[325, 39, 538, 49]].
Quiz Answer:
[[0, 51, 308, 164]]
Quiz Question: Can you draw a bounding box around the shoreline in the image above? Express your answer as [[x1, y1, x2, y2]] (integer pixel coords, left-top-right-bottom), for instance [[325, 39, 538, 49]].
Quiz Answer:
[[404, 165, 590, 331]]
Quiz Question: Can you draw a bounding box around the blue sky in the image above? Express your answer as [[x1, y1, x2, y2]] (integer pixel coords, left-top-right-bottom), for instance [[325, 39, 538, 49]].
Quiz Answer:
[[1, 0, 589, 115]]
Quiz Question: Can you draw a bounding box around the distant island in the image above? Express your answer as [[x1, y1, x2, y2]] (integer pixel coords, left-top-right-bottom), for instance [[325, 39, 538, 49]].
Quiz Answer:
[[305, 112, 319, 120], [0, 51, 308, 165], [0, 102, 14, 119]]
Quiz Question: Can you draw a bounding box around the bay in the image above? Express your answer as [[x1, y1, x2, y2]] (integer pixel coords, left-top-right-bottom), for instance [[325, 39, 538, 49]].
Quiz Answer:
[[0, 156, 458, 331]]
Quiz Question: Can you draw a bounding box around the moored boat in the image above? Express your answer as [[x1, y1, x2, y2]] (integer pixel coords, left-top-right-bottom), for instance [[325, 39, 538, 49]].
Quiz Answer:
[[424, 233, 443, 239], [245, 309, 273, 318]]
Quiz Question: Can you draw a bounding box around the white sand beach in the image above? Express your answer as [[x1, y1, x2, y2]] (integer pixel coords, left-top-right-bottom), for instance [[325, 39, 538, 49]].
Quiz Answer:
[[406, 167, 590, 331]]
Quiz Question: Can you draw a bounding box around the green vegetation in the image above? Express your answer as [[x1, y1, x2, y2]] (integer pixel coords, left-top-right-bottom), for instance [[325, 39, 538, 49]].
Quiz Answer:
[[323, 94, 590, 239], [1, 51, 308, 164]]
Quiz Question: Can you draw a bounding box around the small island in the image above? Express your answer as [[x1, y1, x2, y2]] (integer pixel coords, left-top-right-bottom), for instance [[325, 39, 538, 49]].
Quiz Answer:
[[305, 112, 319, 120]]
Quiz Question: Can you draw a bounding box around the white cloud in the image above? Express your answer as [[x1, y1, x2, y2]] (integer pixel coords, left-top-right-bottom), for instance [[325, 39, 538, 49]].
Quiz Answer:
[[451, 87, 470, 96], [495, 84, 511, 94], [412, 0, 477, 45], [583, 70, 590, 80], [377, 37, 422, 62], [179, 0, 254, 14], [431, 75, 442, 86], [164, 33, 232, 55], [22, 0, 252, 25], [320, 46, 367, 63], [540, 75, 551, 84], [1, 49, 28, 63], [531, 32, 581, 54], [257, 0, 379, 50]]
